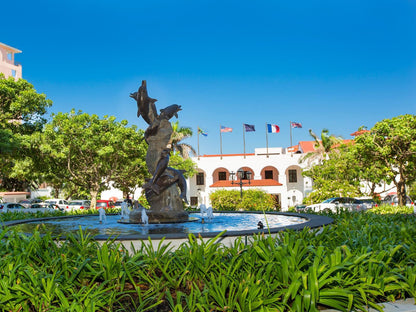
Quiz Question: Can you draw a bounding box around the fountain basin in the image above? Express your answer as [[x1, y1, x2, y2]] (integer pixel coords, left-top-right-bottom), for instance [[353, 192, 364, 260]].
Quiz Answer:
[[2, 211, 332, 241]]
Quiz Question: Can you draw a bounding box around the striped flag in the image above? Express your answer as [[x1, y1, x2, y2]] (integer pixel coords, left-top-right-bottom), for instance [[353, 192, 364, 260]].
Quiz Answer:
[[198, 127, 207, 136], [220, 125, 233, 133], [291, 122, 302, 128], [267, 124, 280, 133]]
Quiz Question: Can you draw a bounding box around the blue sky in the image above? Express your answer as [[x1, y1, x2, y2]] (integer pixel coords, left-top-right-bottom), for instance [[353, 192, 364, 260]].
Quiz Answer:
[[2, 0, 415, 155]]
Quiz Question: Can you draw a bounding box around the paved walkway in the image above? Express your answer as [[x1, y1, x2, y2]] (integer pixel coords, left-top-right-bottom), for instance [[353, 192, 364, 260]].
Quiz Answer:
[[324, 298, 416, 312]]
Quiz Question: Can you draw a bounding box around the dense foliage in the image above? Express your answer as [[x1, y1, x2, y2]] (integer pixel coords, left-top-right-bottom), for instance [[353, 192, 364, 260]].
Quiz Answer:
[[169, 121, 196, 159], [34, 110, 148, 208], [168, 152, 198, 179], [303, 115, 416, 205], [210, 189, 277, 211], [0, 76, 52, 191], [303, 145, 362, 204], [354, 115, 416, 206], [0, 210, 415, 311], [301, 128, 343, 165]]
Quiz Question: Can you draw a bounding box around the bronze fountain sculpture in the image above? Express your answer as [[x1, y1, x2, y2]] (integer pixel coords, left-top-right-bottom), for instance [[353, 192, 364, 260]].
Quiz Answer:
[[126, 80, 189, 223]]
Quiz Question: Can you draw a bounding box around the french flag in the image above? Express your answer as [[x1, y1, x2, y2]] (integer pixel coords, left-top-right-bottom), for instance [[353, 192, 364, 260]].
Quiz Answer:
[[267, 124, 280, 133]]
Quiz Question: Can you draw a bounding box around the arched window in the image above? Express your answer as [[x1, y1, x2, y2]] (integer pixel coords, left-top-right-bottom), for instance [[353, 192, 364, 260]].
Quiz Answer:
[[212, 168, 230, 183], [260, 166, 279, 182]]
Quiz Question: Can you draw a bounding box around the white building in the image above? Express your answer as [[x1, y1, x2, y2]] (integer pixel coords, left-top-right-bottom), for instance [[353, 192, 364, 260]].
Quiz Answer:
[[187, 145, 314, 211]]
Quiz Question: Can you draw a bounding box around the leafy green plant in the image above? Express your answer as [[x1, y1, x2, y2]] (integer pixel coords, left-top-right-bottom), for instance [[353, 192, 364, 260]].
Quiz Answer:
[[209, 189, 241, 210], [209, 189, 276, 211], [372, 204, 413, 214], [0, 211, 416, 311]]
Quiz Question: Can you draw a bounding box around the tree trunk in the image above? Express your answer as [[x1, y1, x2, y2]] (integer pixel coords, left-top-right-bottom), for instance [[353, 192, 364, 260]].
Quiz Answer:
[[90, 189, 99, 209], [397, 179, 407, 207], [370, 183, 376, 197]]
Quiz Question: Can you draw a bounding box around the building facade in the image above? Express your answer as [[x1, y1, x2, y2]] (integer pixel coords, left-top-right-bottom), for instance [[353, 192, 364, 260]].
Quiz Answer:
[[187, 147, 313, 211], [0, 42, 22, 79]]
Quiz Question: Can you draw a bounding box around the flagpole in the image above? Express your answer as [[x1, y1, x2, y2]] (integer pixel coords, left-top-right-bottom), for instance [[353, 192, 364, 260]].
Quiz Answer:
[[243, 124, 246, 159], [290, 121, 293, 147], [197, 126, 200, 160], [220, 125, 223, 160], [265, 123, 269, 158]]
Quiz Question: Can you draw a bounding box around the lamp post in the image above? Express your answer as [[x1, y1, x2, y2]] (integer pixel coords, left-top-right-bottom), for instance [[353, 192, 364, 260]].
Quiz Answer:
[[230, 169, 252, 198]]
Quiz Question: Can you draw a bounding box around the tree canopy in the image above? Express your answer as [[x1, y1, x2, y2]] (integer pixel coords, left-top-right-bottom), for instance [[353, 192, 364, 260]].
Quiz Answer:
[[0, 75, 52, 191], [169, 121, 196, 159], [301, 128, 343, 166], [36, 110, 148, 208], [354, 114, 416, 205], [302, 144, 362, 203]]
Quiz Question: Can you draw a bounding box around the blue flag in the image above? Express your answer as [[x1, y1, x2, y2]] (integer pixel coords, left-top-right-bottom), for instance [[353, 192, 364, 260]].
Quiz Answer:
[[244, 124, 255, 132]]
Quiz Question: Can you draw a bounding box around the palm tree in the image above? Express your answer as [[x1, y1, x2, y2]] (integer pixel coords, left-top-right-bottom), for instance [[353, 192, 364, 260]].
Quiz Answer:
[[169, 121, 196, 159], [301, 128, 343, 165]]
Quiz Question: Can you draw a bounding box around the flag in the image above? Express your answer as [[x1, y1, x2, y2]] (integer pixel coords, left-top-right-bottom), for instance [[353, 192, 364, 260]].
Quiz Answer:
[[291, 122, 302, 128], [220, 125, 233, 133], [244, 124, 255, 132], [198, 127, 207, 136], [267, 124, 280, 133]]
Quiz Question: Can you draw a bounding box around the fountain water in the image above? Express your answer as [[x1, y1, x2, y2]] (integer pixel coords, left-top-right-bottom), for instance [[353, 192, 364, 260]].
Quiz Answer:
[[141, 208, 149, 225], [120, 202, 130, 219], [98, 207, 106, 223], [206, 206, 214, 220], [199, 204, 214, 222]]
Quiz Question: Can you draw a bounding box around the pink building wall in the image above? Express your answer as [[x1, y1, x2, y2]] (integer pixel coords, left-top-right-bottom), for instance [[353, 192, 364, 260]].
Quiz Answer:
[[0, 42, 22, 79]]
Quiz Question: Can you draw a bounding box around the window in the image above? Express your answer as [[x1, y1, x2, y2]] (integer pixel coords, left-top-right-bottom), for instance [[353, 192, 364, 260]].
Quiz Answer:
[[288, 169, 297, 183], [218, 171, 227, 181], [190, 197, 198, 206], [196, 172, 204, 185], [265, 170, 273, 179], [7, 52, 12, 61], [11, 70, 16, 77]]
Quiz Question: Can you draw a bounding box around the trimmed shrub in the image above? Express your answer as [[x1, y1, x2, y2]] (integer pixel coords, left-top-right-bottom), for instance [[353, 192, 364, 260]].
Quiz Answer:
[[209, 188, 277, 211], [209, 189, 241, 211], [372, 204, 413, 214]]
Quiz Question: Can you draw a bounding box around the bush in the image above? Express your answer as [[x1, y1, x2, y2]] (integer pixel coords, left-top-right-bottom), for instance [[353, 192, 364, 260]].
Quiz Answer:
[[209, 189, 241, 210], [1, 211, 416, 311], [137, 195, 150, 208], [209, 189, 277, 211], [372, 204, 413, 214], [303, 180, 361, 205]]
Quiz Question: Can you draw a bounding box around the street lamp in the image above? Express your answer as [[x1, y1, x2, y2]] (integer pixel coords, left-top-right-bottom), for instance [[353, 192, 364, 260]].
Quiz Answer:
[[230, 169, 252, 198]]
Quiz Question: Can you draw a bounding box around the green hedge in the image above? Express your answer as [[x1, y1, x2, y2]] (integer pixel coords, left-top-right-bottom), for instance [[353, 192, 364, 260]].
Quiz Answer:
[[209, 188, 277, 211], [372, 204, 414, 214]]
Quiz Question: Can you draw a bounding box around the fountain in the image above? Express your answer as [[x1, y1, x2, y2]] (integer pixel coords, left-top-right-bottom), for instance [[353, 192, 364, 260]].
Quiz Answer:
[[123, 80, 189, 224], [1, 81, 333, 250]]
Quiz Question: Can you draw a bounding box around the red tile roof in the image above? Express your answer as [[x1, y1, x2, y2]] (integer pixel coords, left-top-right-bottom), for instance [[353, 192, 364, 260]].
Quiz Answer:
[[210, 179, 283, 188], [298, 141, 316, 153], [298, 139, 354, 153], [350, 130, 370, 136]]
